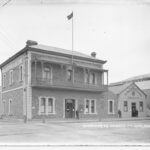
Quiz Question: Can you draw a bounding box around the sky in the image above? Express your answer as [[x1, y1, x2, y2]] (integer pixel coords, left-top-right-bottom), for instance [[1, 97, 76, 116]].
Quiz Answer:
[[0, 0, 150, 84]]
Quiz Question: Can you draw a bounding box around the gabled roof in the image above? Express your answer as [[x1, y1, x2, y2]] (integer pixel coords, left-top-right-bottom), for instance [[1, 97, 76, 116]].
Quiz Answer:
[[0, 42, 107, 68], [135, 80, 150, 90], [109, 82, 147, 97], [110, 73, 150, 86], [109, 82, 132, 94], [123, 74, 150, 82]]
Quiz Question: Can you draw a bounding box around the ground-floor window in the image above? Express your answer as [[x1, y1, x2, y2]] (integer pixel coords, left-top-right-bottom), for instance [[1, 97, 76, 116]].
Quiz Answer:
[[41, 97, 46, 113], [39, 97, 55, 115], [139, 101, 143, 112], [8, 99, 12, 115], [48, 98, 53, 113], [2, 100, 6, 114], [84, 99, 96, 114], [108, 100, 114, 114], [124, 101, 128, 112]]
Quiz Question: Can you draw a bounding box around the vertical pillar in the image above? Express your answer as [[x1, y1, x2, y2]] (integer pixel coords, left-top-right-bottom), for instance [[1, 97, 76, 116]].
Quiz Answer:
[[46, 97, 48, 115], [107, 71, 109, 87], [26, 52, 32, 120], [83, 68, 85, 84], [35, 60, 37, 80], [101, 72, 104, 86], [41, 61, 44, 78], [23, 55, 27, 117], [72, 65, 74, 84]]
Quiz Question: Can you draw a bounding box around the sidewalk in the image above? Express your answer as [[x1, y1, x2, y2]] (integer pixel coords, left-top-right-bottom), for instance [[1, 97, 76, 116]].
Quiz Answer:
[[102, 117, 150, 122], [0, 117, 150, 124]]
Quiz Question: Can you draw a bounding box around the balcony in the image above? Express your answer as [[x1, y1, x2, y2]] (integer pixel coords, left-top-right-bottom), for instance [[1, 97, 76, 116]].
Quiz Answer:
[[31, 77, 108, 92]]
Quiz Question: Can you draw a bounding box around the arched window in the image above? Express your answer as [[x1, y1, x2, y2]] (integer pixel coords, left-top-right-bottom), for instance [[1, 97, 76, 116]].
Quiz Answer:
[[9, 70, 14, 85], [19, 65, 23, 81]]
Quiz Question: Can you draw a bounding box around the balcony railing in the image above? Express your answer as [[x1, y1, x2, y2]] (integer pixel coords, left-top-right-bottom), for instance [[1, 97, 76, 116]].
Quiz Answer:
[[31, 77, 108, 92]]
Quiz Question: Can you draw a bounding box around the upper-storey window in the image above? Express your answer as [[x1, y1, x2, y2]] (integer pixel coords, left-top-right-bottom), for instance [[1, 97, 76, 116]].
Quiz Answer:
[[85, 70, 97, 85], [19, 65, 23, 81], [85, 69, 89, 84], [89, 72, 97, 85], [43, 67, 52, 81], [2, 73, 6, 88], [9, 70, 13, 85], [67, 69, 73, 81]]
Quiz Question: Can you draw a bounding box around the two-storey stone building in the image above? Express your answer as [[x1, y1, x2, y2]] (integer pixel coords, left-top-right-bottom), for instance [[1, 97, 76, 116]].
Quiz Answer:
[[0, 40, 108, 120]]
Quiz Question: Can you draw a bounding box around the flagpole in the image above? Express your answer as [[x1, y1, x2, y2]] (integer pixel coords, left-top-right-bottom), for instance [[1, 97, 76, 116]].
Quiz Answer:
[[67, 11, 74, 82], [71, 11, 74, 84], [71, 11, 74, 65]]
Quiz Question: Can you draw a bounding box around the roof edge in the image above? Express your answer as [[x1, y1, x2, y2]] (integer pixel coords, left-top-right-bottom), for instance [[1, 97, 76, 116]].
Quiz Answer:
[[30, 47, 107, 64], [0, 47, 28, 69], [0, 44, 107, 69]]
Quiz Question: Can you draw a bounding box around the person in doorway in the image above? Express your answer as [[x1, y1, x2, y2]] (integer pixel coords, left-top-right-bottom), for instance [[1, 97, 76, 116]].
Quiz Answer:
[[76, 109, 79, 120]]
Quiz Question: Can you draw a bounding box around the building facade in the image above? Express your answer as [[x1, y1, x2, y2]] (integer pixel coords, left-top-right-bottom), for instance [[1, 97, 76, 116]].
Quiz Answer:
[[109, 82, 147, 118], [0, 40, 109, 120]]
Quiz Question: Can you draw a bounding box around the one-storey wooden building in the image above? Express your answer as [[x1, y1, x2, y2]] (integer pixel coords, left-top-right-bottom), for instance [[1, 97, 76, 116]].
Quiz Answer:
[[109, 82, 147, 118]]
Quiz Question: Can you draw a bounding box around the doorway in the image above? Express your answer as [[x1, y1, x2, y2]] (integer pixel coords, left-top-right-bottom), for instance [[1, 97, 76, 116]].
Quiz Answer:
[[65, 99, 75, 118], [131, 102, 138, 117]]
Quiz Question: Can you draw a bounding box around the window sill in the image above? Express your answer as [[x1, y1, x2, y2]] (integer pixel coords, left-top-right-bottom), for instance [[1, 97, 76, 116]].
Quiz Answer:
[[48, 112, 56, 115], [84, 82, 97, 85], [84, 112, 97, 115], [108, 112, 115, 115], [39, 112, 56, 115]]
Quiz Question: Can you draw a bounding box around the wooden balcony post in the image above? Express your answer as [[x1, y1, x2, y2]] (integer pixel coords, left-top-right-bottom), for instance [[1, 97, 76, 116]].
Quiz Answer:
[[102, 72, 104, 86], [72, 65, 74, 84], [35, 60, 37, 80], [107, 71, 109, 87], [41, 61, 44, 78]]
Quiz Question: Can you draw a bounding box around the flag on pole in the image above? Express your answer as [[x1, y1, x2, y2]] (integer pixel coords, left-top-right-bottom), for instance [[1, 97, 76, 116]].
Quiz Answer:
[[67, 12, 73, 20]]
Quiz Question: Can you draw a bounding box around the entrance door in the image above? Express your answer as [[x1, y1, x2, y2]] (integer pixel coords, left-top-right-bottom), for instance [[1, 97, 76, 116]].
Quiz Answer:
[[65, 99, 75, 118], [131, 102, 137, 117]]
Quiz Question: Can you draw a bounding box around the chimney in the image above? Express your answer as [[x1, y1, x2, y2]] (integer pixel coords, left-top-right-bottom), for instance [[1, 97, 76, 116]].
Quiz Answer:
[[26, 40, 38, 47], [91, 52, 96, 58]]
